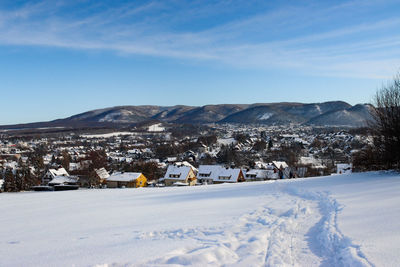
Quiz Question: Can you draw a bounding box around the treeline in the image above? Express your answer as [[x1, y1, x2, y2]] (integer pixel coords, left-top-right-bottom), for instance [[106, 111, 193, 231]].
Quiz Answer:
[[1, 168, 40, 192], [353, 73, 400, 171]]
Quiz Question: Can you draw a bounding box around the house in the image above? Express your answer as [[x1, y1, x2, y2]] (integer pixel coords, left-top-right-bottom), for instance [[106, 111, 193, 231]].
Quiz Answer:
[[48, 175, 79, 186], [106, 172, 147, 188], [163, 162, 197, 186], [272, 161, 290, 179], [95, 168, 110, 184], [69, 163, 80, 171], [0, 178, 4, 192], [48, 175, 79, 191], [245, 166, 279, 181], [272, 161, 289, 170], [42, 167, 69, 185], [198, 165, 245, 184]]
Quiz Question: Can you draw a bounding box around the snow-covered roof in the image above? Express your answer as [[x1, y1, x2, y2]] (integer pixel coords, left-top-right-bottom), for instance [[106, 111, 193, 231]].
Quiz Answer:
[[272, 161, 289, 169], [48, 176, 78, 185], [246, 169, 279, 180], [198, 165, 243, 183], [49, 168, 69, 178], [174, 161, 198, 172], [107, 172, 142, 182], [95, 168, 110, 179], [299, 157, 326, 169], [164, 165, 192, 181]]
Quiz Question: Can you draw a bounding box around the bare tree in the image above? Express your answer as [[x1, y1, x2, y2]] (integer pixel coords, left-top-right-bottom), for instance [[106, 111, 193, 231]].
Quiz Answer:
[[370, 72, 400, 169]]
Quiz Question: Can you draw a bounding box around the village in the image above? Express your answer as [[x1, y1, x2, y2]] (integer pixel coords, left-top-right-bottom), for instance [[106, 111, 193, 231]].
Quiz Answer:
[[0, 123, 363, 192]]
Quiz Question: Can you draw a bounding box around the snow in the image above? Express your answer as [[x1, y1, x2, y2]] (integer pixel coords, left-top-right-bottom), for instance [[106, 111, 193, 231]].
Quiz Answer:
[[198, 165, 243, 183], [217, 138, 237, 146], [163, 164, 194, 181], [95, 168, 110, 179], [337, 163, 352, 174], [48, 175, 78, 185], [259, 113, 273, 120], [272, 160, 288, 169], [148, 123, 165, 132], [106, 172, 142, 182], [1, 172, 400, 266], [49, 167, 69, 177], [81, 132, 136, 138], [299, 156, 326, 169]]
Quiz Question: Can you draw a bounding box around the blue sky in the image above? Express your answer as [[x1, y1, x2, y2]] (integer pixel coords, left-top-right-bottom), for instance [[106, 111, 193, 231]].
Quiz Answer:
[[1, 0, 400, 124]]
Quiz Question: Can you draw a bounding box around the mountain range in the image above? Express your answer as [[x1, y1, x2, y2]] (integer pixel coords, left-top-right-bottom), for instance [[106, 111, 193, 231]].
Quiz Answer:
[[0, 101, 373, 130]]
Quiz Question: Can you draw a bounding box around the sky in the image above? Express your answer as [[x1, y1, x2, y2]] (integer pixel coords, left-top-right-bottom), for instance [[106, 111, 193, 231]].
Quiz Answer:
[[0, 0, 400, 125]]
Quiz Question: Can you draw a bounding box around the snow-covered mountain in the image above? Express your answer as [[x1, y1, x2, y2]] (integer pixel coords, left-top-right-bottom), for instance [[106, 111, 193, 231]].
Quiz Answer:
[[0, 101, 373, 129], [306, 104, 374, 127]]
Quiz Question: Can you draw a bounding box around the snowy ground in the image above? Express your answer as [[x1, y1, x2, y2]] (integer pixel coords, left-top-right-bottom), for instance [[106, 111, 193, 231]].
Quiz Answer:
[[81, 132, 136, 138], [1, 172, 399, 266]]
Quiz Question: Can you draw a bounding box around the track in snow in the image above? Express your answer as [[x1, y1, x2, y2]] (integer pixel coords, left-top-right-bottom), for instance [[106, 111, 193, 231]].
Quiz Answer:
[[102, 187, 373, 267]]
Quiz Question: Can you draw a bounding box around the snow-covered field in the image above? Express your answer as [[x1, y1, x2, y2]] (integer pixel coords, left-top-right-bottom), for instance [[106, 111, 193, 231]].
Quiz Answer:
[[81, 132, 136, 138], [1, 172, 399, 266], [148, 123, 165, 132]]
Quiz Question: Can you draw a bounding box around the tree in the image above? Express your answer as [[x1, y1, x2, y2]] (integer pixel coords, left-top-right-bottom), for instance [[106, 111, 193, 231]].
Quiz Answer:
[[61, 150, 71, 171], [88, 150, 108, 170], [253, 140, 266, 152], [4, 169, 16, 192], [268, 139, 273, 150], [369, 73, 400, 169]]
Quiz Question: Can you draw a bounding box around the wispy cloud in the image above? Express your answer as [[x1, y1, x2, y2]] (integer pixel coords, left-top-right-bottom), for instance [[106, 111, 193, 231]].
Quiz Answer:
[[0, 0, 399, 78]]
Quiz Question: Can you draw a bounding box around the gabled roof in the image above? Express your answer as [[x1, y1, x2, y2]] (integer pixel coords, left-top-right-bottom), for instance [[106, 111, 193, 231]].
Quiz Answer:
[[107, 172, 143, 182], [164, 165, 193, 181], [48, 175, 78, 185], [245, 169, 277, 179], [198, 165, 243, 183], [95, 168, 110, 179], [49, 167, 69, 177], [272, 161, 288, 169]]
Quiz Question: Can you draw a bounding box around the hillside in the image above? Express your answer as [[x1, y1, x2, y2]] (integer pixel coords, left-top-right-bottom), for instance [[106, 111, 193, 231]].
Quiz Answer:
[[306, 104, 374, 127], [0, 101, 373, 130], [1, 172, 399, 266]]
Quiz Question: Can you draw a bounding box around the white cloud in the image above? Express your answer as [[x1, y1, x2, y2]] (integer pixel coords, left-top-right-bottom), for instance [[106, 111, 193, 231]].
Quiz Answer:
[[0, 0, 399, 79]]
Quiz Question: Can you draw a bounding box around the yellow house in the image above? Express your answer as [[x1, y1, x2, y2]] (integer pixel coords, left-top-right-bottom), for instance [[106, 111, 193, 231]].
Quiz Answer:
[[163, 162, 197, 186], [106, 172, 147, 188]]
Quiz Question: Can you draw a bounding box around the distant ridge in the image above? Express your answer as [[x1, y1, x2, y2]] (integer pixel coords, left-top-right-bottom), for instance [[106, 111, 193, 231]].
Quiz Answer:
[[0, 101, 373, 130]]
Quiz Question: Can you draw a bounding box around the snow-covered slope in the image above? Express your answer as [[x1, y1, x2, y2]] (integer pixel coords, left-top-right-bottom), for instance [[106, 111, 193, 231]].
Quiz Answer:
[[1, 172, 399, 266]]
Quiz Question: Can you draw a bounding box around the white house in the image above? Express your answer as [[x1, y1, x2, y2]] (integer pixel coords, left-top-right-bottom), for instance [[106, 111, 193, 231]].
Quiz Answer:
[[245, 166, 279, 181], [48, 175, 79, 186], [95, 167, 110, 183], [42, 167, 69, 185], [198, 165, 245, 184], [163, 162, 197, 186]]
